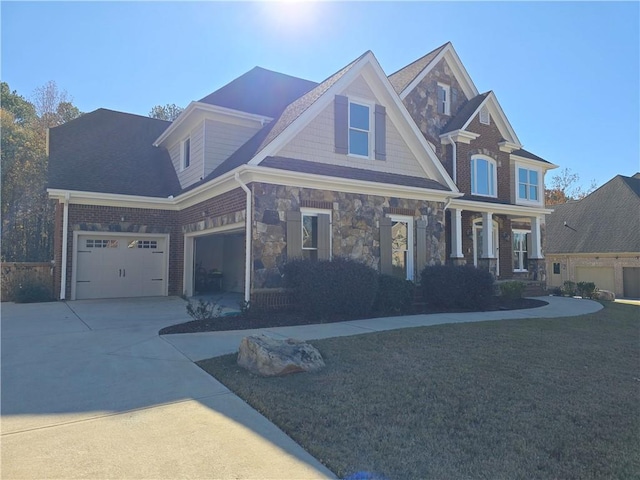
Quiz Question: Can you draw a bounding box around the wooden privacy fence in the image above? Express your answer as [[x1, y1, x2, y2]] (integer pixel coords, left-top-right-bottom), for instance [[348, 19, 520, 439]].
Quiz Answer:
[[1, 262, 55, 302]]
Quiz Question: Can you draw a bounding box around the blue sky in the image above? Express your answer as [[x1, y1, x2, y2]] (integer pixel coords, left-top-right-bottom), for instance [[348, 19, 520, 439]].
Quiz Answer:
[[2, 1, 638, 189]]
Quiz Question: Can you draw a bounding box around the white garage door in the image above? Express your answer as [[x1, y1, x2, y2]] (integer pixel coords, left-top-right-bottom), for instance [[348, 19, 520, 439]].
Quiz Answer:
[[575, 266, 615, 292], [75, 234, 168, 300]]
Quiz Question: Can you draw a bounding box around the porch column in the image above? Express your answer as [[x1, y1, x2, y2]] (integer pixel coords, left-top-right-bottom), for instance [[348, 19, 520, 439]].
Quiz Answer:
[[530, 215, 543, 259], [450, 208, 464, 259], [481, 211, 494, 258]]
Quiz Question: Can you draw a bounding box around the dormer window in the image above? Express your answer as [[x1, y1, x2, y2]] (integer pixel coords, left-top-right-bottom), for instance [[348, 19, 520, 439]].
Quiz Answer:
[[182, 138, 191, 170], [349, 101, 370, 157], [437, 83, 450, 115], [471, 155, 497, 197]]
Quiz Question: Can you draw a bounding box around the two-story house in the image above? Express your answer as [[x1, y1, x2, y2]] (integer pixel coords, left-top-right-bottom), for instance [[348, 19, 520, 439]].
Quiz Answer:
[[47, 43, 555, 304]]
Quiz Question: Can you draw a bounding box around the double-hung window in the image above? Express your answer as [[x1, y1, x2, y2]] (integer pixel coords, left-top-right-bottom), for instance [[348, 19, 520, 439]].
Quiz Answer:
[[389, 215, 414, 281], [349, 101, 370, 157], [470, 155, 497, 197], [302, 213, 319, 261], [518, 168, 540, 202], [286, 208, 331, 262], [437, 83, 450, 115]]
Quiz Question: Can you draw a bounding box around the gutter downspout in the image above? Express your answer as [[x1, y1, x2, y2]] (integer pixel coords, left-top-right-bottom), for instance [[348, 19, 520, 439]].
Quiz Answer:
[[59, 192, 70, 300], [234, 172, 252, 304], [447, 135, 457, 184]]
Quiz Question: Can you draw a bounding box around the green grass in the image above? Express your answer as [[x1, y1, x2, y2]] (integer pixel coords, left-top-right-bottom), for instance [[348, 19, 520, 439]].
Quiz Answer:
[[197, 302, 640, 479]]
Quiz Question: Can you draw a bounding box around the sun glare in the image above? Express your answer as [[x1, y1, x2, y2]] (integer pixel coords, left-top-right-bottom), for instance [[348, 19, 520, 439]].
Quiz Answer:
[[262, 1, 321, 34]]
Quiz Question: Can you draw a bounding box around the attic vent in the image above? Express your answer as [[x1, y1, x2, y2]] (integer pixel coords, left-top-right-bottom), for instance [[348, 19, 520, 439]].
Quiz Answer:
[[480, 106, 490, 125]]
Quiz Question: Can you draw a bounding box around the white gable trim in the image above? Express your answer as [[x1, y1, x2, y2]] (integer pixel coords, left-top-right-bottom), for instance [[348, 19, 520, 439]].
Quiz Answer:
[[399, 43, 479, 101], [455, 92, 522, 147], [153, 101, 271, 147], [511, 153, 559, 170], [247, 51, 459, 193]]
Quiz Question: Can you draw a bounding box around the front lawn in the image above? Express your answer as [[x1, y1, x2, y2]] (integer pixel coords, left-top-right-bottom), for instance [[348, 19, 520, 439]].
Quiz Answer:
[[198, 302, 640, 479]]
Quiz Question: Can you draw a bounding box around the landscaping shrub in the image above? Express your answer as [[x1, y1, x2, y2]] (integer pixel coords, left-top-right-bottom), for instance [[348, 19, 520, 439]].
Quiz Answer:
[[551, 286, 563, 296], [420, 265, 494, 310], [282, 257, 378, 319], [13, 280, 54, 303], [576, 281, 597, 299], [563, 281, 577, 297], [373, 275, 414, 314], [186, 298, 222, 321], [499, 281, 526, 300]]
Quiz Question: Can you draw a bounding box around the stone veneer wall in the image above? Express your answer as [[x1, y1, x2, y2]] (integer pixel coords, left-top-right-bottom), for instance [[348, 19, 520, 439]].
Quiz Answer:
[[402, 57, 468, 163], [251, 182, 446, 289]]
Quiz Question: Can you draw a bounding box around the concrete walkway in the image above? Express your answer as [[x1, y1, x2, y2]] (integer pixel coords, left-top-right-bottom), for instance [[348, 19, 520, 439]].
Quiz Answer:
[[1, 295, 603, 479]]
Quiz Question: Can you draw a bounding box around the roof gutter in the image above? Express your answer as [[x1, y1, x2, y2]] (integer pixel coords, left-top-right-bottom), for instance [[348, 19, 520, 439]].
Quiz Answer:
[[234, 172, 252, 304]]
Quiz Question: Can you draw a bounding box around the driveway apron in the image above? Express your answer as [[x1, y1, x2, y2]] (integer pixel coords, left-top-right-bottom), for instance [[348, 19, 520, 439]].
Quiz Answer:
[[1, 297, 335, 479]]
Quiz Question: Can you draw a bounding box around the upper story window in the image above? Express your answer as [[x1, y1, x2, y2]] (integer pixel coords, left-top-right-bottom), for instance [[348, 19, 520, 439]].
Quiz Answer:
[[182, 138, 191, 170], [437, 83, 450, 115], [335, 95, 386, 160], [470, 155, 497, 197], [349, 101, 370, 157], [518, 167, 540, 202]]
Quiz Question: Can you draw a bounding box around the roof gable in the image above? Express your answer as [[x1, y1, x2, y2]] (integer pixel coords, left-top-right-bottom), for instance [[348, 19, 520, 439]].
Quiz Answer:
[[246, 51, 459, 192], [48, 109, 181, 198], [442, 91, 522, 146], [390, 43, 479, 101], [546, 174, 640, 254]]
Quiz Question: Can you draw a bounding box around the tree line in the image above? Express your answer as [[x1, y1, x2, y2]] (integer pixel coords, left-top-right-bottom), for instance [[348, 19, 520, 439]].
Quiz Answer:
[[0, 80, 589, 263]]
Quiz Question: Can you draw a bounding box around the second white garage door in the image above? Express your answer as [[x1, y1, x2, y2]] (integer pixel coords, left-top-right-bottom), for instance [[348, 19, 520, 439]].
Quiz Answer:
[[575, 266, 615, 292], [74, 234, 168, 300]]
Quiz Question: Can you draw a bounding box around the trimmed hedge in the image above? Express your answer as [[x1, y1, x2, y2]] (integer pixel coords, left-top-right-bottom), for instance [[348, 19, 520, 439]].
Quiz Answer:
[[499, 281, 526, 300], [373, 275, 414, 315], [282, 257, 378, 319], [420, 265, 494, 310]]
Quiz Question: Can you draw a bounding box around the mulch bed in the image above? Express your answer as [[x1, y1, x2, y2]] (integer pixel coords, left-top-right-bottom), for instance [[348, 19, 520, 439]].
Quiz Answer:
[[159, 297, 547, 335]]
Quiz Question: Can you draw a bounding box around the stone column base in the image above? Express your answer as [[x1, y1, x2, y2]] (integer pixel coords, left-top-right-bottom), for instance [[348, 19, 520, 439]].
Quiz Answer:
[[527, 258, 546, 282], [477, 257, 498, 278], [450, 257, 466, 267]]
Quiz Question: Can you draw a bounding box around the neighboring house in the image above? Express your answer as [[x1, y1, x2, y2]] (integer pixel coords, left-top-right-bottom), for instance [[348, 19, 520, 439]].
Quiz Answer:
[[48, 43, 555, 304], [545, 173, 640, 298]]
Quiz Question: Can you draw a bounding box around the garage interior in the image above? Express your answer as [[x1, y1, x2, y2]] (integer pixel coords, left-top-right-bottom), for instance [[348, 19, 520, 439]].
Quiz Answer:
[[193, 231, 245, 296]]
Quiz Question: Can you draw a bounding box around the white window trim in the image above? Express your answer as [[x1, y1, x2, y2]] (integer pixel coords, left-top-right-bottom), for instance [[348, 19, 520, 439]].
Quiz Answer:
[[388, 214, 414, 281], [347, 98, 373, 159], [515, 165, 543, 206], [437, 82, 451, 116], [181, 137, 191, 171], [471, 155, 497, 198], [300, 207, 332, 259], [512, 229, 530, 272]]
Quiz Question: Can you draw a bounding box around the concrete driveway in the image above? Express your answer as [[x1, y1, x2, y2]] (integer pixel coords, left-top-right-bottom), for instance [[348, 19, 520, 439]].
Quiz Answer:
[[1, 297, 335, 479]]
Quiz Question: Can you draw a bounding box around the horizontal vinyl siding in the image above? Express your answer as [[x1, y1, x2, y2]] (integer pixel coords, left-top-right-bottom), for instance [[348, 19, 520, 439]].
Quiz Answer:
[[204, 119, 261, 177], [277, 74, 426, 178], [170, 121, 205, 189]]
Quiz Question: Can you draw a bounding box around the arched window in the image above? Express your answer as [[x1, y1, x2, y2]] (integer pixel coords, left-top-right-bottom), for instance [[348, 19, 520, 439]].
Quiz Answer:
[[470, 155, 497, 197]]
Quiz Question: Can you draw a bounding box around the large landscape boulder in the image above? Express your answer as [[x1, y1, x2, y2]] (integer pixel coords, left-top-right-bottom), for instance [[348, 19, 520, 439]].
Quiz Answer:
[[594, 289, 615, 301], [237, 334, 325, 377]]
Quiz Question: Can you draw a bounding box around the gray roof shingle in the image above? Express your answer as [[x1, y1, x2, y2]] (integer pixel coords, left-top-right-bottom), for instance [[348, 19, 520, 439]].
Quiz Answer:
[[441, 92, 490, 133], [48, 109, 181, 198], [261, 157, 450, 191], [198, 67, 318, 118], [546, 174, 640, 254], [388, 43, 449, 94]]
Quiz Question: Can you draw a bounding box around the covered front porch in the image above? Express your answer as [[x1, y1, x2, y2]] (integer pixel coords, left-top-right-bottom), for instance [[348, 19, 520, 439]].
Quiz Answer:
[[447, 199, 552, 281]]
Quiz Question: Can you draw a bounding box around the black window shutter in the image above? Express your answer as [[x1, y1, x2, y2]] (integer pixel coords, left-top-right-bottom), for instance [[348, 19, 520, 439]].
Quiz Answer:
[[374, 104, 386, 161], [286, 211, 302, 260], [334, 95, 348, 154], [379, 217, 393, 275], [317, 214, 331, 260]]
